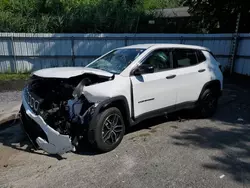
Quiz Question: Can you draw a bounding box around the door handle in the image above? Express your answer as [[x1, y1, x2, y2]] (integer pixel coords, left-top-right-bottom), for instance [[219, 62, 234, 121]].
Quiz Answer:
[[198, 69, 206, 73], [166, 75, 176, 79]]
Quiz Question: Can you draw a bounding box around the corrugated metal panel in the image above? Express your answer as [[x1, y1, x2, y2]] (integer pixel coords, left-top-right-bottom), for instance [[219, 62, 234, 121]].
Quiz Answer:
[[216, 57, 229, 68], [74, 39, 124, 56], [13, 39, 71, 56], [235, 58, 250, 76], [75, 58, 96, 67], [237, 39, 250, 56], [0, 39, 12, 56], [12, 57, 72, 73], [0, 33, 249, 74], [0, 58, 12, 72]]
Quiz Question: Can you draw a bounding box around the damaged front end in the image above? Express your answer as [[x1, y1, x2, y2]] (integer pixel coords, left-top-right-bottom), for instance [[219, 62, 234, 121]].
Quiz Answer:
[[20, 71, 113, 155]]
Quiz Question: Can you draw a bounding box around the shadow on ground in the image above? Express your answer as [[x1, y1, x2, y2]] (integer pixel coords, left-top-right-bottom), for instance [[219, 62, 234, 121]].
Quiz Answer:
[[0, 121, 108, 160], [0, 108, 193, 160], [1, 75, 250, 184], [171, 76, 250, 184], [0, 122, 68, 160]]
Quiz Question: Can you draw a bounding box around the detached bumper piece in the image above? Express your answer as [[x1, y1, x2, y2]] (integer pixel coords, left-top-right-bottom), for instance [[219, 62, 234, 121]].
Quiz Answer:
[[20, 106, 47, 149], [20, 91, 75, 155]]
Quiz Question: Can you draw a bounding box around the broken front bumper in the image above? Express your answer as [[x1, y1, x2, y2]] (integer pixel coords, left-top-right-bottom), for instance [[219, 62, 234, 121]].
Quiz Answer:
[[20, 90, 75, 155]]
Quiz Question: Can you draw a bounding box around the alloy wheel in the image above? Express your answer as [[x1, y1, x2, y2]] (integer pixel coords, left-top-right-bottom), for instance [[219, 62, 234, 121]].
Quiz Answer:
[[102, 114, 124, 145]]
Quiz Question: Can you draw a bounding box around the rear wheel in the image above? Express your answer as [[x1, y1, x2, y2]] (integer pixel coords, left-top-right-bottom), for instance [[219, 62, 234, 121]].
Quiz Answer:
[[198, 89, 218, 118], [89, 107, 125, 152]]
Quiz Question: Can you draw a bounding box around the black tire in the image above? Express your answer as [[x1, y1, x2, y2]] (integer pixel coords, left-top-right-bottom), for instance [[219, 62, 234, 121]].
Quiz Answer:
[[198, 89, 218, 118], [89, 107, 125, 152]]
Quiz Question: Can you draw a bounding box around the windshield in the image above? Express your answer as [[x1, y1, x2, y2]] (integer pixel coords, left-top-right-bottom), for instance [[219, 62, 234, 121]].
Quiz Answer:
[[86, 48, 145, 74]]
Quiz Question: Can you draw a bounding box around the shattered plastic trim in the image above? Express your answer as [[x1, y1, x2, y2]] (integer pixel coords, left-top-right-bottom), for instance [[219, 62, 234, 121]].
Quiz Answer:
[[22, 89, 75, 155], [79, 103, 98, 124]]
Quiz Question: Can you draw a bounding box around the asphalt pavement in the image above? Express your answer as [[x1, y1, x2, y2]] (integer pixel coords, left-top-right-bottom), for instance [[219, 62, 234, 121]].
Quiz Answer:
[[0, 78, 250, 188]]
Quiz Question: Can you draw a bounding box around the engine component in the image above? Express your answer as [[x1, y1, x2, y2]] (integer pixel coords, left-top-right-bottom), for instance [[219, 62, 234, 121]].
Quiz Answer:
[[22, 73, 112, 154], [67, 99, 83, 121]]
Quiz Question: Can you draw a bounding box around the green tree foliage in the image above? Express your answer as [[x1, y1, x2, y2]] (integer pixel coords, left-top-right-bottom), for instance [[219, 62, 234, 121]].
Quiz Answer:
[[143, 0, 180, 10], [0, 0, 179, 33], [181, 0, 250, 33]]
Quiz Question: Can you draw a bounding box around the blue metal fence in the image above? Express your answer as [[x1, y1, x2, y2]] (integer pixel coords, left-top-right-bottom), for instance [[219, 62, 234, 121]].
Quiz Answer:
[[0, 33, 249, 75]]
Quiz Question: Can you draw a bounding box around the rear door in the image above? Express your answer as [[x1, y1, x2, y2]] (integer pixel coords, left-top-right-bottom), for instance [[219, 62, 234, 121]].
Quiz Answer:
[[172, 48, 210, 105]]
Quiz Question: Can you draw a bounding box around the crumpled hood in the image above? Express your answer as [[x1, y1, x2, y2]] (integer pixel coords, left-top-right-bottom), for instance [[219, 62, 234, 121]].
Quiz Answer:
[[32, 67, 113, 79]]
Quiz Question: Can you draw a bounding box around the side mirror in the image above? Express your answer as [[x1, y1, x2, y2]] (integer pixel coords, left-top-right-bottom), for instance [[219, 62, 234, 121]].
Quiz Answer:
[[133, 64, 154, 76]]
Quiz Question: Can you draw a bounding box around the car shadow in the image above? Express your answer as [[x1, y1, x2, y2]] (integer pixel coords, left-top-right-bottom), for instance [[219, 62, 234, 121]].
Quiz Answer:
[[171, 121, 250, 183], [1, 74, 250, 180], [0, 108, 191, 160], [126, 109, 195, 134], [74, 111, 190, 157], [0, 121, 68, 160], [170, 76, 250, 184]]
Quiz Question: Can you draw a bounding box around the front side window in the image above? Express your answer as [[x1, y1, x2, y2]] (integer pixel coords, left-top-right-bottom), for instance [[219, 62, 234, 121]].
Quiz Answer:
[[87, 48, 145, 74], [142, 49, 171, 72], [173, 49, 198, 68]]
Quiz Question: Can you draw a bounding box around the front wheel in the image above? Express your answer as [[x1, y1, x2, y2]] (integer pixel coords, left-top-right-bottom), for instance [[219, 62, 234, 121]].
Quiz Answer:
[[198, 89, 218, 118], [89, 107, 125, 152]]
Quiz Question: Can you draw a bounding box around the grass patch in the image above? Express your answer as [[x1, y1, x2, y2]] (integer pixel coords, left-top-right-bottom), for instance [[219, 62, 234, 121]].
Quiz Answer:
[[0, 73, 30, 81]]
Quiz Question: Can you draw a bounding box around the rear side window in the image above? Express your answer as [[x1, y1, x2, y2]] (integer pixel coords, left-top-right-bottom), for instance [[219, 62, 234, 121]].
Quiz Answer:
[[209, 51, 217, 61], [173, 49, 198, 68], [196, 50, 206, 63]]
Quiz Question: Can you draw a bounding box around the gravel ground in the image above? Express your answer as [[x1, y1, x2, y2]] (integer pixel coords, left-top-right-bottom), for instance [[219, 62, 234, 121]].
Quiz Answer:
[[0, 78, 250, 188], [0, 91, 21, 104], [0, 79, 26, 92], [0, 91, 22, 123]]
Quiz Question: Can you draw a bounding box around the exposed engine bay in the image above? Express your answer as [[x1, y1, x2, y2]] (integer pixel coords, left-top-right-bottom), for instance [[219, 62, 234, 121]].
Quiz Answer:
[[22, 73, 114, 153]]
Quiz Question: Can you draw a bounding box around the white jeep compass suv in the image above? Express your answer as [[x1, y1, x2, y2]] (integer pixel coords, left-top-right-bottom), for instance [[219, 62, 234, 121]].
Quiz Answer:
[[20, 44, 223, 155]]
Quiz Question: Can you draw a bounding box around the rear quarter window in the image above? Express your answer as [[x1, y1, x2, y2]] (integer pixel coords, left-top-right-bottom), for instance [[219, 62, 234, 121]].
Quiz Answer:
[[196, 50, 206, 63], [208, 51, 217, 61]]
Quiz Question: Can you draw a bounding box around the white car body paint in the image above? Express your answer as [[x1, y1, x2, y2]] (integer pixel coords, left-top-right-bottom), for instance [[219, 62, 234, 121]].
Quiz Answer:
[[122, 44, 220, 117], [33, 67, 113, 79], [21, 43, 223, 155], [83, 75, 132, 116], [203, 51, 224, 89], [119, 44, 210, 77]]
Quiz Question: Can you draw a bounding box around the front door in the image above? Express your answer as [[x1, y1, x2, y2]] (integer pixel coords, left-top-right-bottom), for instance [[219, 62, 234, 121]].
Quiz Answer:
[[130, 49, 178, 118]]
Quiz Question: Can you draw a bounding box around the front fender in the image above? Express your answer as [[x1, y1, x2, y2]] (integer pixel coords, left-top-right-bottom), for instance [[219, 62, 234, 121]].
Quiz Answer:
[[87, 96, 132, 143]]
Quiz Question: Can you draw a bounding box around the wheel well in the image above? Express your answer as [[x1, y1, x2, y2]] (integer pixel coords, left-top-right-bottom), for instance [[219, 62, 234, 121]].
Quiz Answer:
[[199, 80, 221, 99], [100, 100, 130, 127]]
